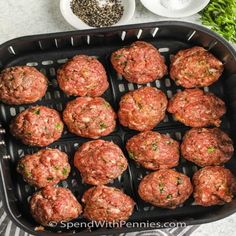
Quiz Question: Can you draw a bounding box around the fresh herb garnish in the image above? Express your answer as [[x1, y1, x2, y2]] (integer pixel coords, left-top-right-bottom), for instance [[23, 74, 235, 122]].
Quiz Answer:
[[114, 54, 123, 59], [54, 166, 59, 170], [99, 122, 107, 129], [120, 163, 126, 169], [207, 147, 216, 153], [159, 183, 165, 193], [176, 177, 182, 185], [17, 163, 25, 171], [25, 171, 31, 177], [137, 102, 142, 109], [200, 0, 236, 43], [47, 177, 54, 181], [104, 101, 110, 108], [152, 143, 158, 151], [207, 68, 214, 75], [128, 151, 135, 160], [55, 123, 63, 130], [166, 194, 173, 199], [33, 109, 40, 115], [121, 61, 127, 66], [18, 163, 31, 177], [62, 168, 68, 176]]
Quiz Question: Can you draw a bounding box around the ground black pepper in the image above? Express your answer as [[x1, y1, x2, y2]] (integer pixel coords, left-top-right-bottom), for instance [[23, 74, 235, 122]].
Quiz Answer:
[[70, 0, 124, 27]]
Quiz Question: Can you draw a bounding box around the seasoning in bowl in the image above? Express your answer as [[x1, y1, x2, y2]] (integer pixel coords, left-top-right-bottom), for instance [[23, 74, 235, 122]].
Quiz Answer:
[[70, 0, 124, 27]]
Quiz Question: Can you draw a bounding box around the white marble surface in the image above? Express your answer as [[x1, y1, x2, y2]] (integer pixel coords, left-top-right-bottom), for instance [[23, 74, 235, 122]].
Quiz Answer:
[[0, 0, 203, 44], [0, 1, 236, 236]]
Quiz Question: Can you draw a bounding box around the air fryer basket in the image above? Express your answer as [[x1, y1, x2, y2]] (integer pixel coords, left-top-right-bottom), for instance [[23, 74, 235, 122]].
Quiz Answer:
[[0, 21, 236, 236]]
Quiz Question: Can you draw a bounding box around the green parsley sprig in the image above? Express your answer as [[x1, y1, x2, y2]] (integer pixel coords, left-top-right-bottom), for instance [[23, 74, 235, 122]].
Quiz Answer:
[[200, 0, 236, 43]]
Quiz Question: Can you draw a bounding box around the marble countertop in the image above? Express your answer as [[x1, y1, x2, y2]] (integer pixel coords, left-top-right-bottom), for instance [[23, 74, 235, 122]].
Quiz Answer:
[[0, 1, 236, 236], [0, 0, 203, 44]]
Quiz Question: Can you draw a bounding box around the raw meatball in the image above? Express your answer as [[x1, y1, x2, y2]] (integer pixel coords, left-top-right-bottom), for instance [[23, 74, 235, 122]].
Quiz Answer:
[[30, 186, 82, 226], [57, 55, 109, 97], [138, 169, 193, 209], [74, 140, 128, 185], [193, 166, 236, 206], [118, 87, 168, 131], [82, 185, 135, 222], [126, 131, 179, 170], [111, 41, 167, 84], [170, 46, 223, 88], [63, 97, 116, 139], [167, 89, 226, 127], [17, 148, 71, 188], [181, 128, 234, 167], [10, 106, 64, 147], [0, 66, 48, 105]]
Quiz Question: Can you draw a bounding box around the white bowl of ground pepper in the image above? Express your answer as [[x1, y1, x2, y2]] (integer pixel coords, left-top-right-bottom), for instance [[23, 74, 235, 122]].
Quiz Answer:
[[60, 0, 136, 29]]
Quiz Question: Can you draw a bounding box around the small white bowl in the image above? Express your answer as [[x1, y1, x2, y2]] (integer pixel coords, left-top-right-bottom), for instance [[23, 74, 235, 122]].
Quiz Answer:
[[140, 0, 210, 18], [60, 0, 136, 29]]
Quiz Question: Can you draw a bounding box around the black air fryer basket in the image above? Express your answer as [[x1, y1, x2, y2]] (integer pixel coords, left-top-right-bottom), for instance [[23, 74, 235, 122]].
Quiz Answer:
[[0, 21, 236, 236]]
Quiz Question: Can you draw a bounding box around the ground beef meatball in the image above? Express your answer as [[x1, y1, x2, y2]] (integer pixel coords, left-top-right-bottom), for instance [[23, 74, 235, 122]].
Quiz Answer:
[[181, 128, 234, 167], [74, 140, 128, 185], [82, 185, 135, 222], [118, 87, 168, 131], [126, 131, 179, 170], [167, 89, 226, 127], [193, 166, 236, 206], [0, 66, 48, 105], [138, 169, 193, 209], [10, 106, 64, 147], [30, 186, 82, 226], [57, 55, 109, 97], [111, 41, 167, 84], [63, 97, 116, 138], [17, 148, 71, 188], [170, 46, 223, 88]]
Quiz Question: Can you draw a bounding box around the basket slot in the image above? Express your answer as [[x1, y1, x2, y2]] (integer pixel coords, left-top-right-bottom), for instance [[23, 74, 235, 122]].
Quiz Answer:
[[159, 47, 170, 53], [136, 29, 143, 39], [187, 30, 196, 41], [41, 60, 54, 66], [49, 67, 56, 76], [26, 62, 38, 66], [54, 39, 59, 48], [207, 40, 218, 51], [166, 89, 173, 98], [120, 31, 126, 41], [57, 58, 68, 64], [151, 27, 159, 38], [70, 37, 74, 46], [86, 35, 90, 45], [8, 46, 16, 55]]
